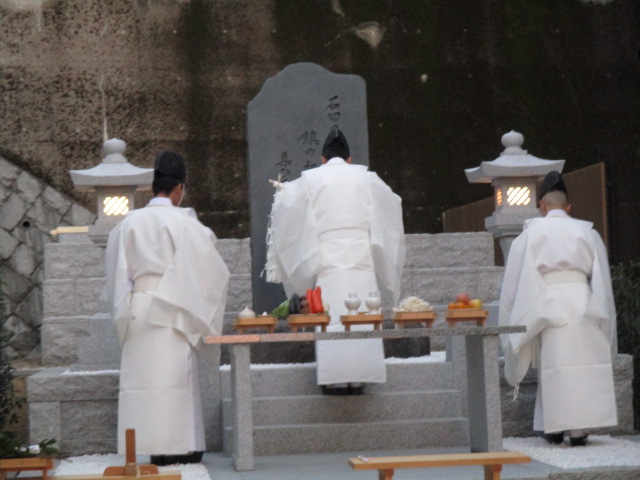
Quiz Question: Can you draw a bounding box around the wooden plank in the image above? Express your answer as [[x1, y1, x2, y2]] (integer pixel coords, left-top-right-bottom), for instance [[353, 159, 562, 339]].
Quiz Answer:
[[393, 311, 436, 320], [53, 473, 181, 480], [0, 458, 55, 469], [234, 317, 277, 327], [348, 451, 530, 470], [446, 309, 488, 318], [204, 325, 526, 344], [287, 314, 330, 325], [207, 334, 262, 344]]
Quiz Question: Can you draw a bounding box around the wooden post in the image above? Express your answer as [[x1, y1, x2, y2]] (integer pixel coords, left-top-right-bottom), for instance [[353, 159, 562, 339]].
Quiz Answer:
[[103, 429, 165, 477]]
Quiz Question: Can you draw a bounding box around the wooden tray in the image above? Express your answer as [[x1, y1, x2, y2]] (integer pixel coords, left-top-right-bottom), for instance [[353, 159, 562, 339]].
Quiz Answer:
[[445, 308, 488, 327], [340, 314, 384, 331], [287, 314, 331, 332], [393, 310, 436, 328], [234, 316, 277, 334]]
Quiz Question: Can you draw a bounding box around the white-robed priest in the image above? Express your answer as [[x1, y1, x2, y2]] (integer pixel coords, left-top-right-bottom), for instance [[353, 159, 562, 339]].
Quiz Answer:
[[104, 151, 230, 464], [499, 170, 617, 446], [265, 126, 405, 395]]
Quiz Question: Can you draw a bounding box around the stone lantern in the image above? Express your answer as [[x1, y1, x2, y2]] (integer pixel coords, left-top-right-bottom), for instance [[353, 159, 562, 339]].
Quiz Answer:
[[465, 131, 565, 261], [70, 138, 153, 244]]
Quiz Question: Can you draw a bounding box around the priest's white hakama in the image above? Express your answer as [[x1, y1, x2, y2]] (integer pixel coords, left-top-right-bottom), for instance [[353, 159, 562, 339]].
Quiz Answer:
[[266, 158, 405, 385], [499, 210, 617, 433], [105, 198, 229, 454]]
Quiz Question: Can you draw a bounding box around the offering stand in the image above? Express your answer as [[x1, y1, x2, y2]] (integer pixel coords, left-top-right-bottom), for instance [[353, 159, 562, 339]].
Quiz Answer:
[[446, 309, 488, 327], [287, 314, 330, 332], [340, 314, 384, 331], [206, 325, 525, 471], [393, 311, 436, 328], [233, 316, 277, 334]]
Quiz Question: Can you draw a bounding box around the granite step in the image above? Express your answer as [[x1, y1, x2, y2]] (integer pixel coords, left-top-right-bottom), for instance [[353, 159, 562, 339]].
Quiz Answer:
[[220, 356, 468, 456], [222, 389, 463, 427], [225, 417, 470, 456], [219, 354, 453, 397]]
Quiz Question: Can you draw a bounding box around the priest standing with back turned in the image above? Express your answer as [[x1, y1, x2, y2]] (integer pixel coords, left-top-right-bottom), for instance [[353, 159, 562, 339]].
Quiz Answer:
[[104, 151, 230, 464], [499, 170, 617, 446], [265, 126, 405, 395]]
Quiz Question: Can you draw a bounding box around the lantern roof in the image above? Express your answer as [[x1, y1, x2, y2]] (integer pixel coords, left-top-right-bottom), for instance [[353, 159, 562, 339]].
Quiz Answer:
[[465, 131, 565, 184], [70, 138, 153, 191]]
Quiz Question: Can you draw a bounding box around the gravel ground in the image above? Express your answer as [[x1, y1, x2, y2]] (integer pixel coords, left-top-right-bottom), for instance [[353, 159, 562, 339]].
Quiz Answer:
[[54, 454, 211, 480], [503, 434, 640, 468]]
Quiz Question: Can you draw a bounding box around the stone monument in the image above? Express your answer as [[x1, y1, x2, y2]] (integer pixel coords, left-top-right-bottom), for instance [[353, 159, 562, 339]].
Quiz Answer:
[[247, 63, 370, 313]]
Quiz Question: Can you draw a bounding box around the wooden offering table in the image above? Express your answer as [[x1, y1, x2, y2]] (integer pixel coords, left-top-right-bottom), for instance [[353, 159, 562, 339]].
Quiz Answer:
[[206, 325, 526, 472], [340, 314, 384, 331], [287, 314, 330, 332], [446, 309, 488, 327], [233, 316, 277, 334], [393, 311, 436, 328]]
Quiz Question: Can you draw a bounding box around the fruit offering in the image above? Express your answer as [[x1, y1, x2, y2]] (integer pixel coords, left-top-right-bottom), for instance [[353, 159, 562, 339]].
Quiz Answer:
[[448, 292, 483, 309], [395, 296, 432, 312]]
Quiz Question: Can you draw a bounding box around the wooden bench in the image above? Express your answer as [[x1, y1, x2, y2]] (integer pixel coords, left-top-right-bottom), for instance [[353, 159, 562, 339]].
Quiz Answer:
[[348, 451, 531, 480], [0, 457, 55, 480]]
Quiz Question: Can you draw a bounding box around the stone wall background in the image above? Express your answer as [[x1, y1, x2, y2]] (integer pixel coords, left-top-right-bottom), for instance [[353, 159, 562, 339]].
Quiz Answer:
[[0, 155, 95, 360], [1, 0, 639, 263]]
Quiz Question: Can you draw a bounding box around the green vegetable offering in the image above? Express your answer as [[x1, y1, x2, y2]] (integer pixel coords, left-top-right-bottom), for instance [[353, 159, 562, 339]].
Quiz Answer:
[[271, 299, 290, 318]]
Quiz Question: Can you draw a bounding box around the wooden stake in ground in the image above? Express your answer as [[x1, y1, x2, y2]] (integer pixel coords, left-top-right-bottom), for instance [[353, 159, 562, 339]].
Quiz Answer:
[[50, 430, 183, 480]]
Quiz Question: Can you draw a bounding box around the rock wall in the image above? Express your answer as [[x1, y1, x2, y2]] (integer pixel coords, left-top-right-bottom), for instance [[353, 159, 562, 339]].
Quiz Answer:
[[0, 156, 95, 359], [1, 1, 639, 263]]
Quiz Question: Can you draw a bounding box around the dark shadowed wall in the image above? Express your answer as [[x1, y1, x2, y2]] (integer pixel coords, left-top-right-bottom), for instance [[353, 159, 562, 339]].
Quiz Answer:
[[1, 0, 639, 263]]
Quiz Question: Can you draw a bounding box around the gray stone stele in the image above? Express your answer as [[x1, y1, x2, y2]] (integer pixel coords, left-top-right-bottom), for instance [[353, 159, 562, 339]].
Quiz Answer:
[[246, 62, 369, 314]]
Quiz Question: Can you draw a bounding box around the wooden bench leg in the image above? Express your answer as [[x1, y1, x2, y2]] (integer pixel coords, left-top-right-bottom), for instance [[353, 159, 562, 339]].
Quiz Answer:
[[378, 468, 394, 480], [484, 464, 502, 480]]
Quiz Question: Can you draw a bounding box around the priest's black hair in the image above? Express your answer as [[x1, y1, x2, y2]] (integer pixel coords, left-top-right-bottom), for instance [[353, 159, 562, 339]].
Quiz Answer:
[[152, 151, 186, 195], [322, 126, 350, 160]]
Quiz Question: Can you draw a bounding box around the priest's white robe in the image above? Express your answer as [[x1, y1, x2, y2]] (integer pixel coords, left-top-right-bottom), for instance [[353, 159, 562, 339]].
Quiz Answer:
[[499, 209, 617, 433], [105, 197, 229, 454], [266, 158, 405, 385]]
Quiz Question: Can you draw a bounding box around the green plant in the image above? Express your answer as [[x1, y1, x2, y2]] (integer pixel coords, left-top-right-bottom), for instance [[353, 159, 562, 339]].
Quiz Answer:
[[610, 261, 640, 430]]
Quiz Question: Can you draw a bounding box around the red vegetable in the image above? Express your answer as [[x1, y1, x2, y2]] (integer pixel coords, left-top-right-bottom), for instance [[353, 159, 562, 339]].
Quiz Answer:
[[307, 287, 323, 314], [314, 286, 323, 313]]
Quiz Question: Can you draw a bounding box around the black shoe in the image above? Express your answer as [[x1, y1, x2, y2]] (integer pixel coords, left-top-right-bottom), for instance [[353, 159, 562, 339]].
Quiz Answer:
[[569, 434, 588, 447], [348, 383, 365, 395], [321, 385, 349, 395], [541, 432, 564, 444], [150, 452, 203, 465], [175, 451, 203, 463], [150, 455, 167, 466]]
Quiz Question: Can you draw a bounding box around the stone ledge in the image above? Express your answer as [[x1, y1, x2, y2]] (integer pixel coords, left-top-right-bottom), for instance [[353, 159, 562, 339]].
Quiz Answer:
[[27, 368, 119, 402], [404, 232, 495, 268], [44, 243, 105, 278]]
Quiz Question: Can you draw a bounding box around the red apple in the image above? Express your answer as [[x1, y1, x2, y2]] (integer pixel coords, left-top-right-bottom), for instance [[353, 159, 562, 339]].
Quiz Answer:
[[456, 292, 471, 305]]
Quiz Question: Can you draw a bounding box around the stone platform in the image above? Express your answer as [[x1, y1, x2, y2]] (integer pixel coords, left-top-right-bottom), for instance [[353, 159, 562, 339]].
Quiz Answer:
[[27, 230, 634, 457]]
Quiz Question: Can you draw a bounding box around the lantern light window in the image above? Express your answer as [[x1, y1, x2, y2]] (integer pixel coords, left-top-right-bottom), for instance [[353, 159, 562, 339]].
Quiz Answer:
[[103, 196, 129, 216]]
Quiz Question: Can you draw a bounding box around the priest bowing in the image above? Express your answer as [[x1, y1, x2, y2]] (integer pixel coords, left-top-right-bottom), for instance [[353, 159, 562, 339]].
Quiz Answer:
[[104, 151, 230, 464], [499, 170, 617, 446], [265, 126, 405, 395]]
